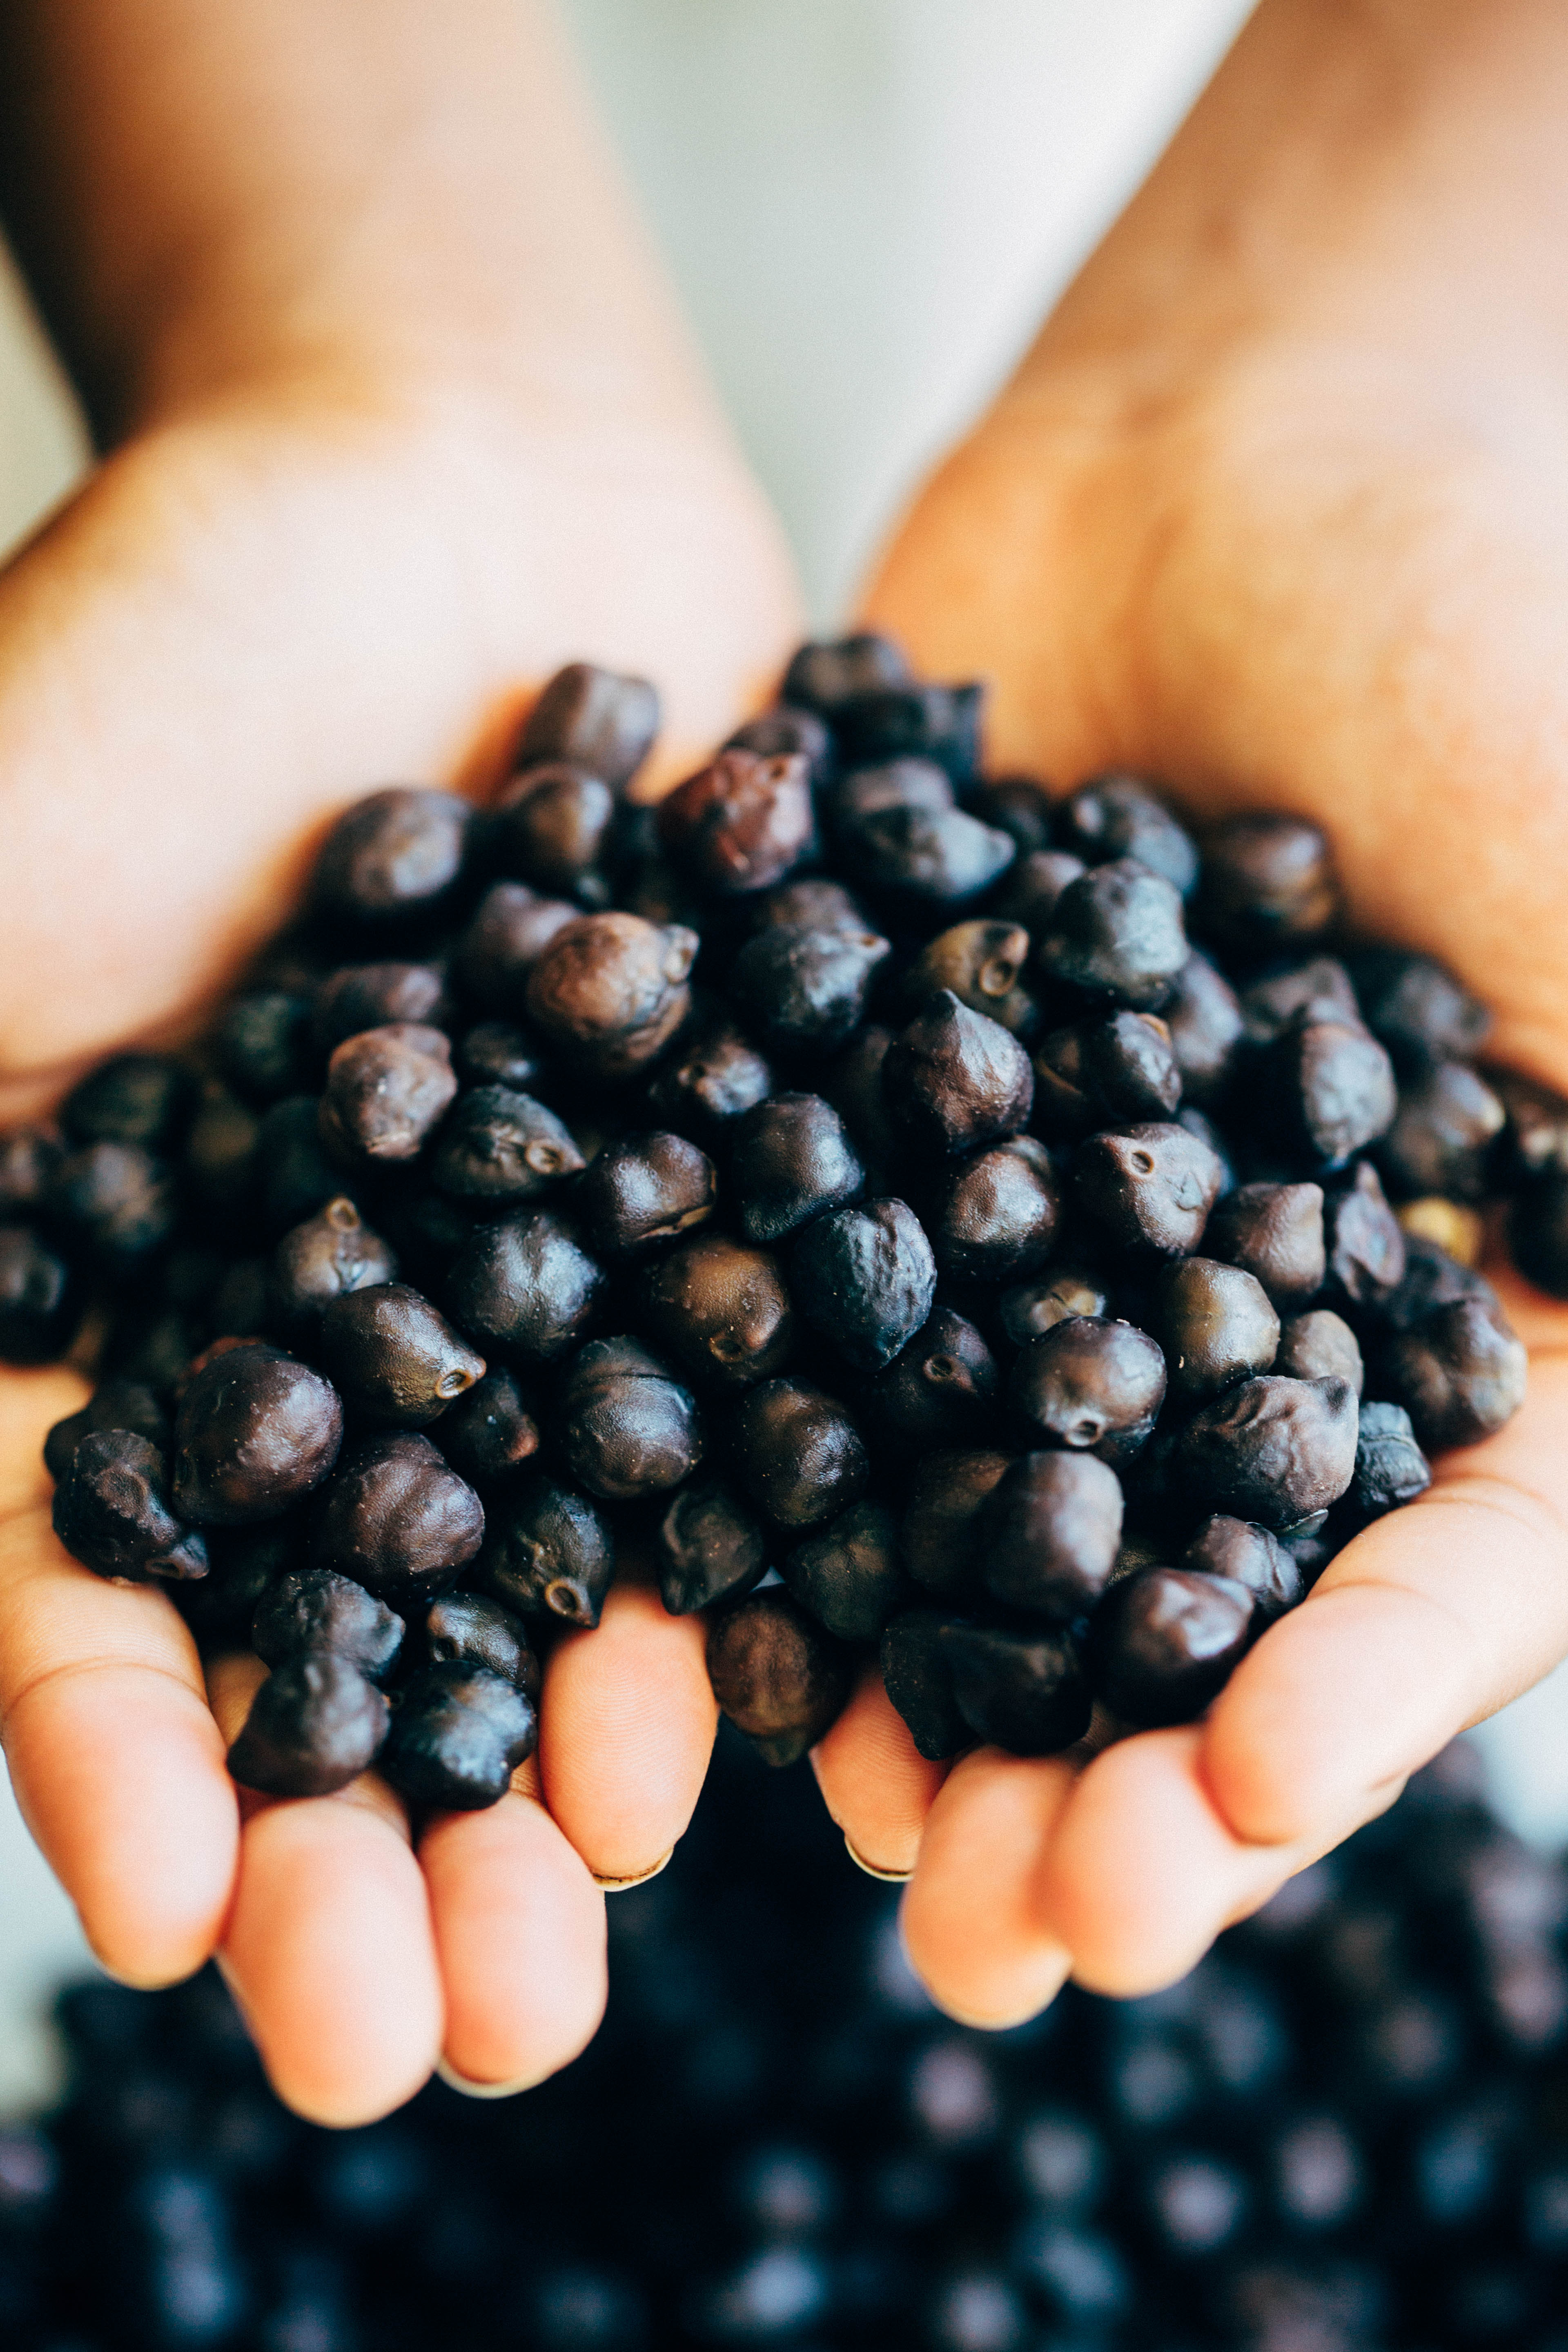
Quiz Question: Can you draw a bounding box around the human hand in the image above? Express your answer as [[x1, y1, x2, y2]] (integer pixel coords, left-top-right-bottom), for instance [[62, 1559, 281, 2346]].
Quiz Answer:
[[815, 0, 1568, 2023], [0, 0, 797, 2120]]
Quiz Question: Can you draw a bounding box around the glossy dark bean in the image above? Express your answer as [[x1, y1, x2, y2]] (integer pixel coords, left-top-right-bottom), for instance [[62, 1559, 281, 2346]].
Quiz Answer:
[[646, 1016, 773, 1140], [781, 631, 911, 715], [730, 1094, 864, 1245], [481, 1471, 613, 1626], [48, 1143, 178, 1273], [864, 1309, 998, 1448], [492, 762, 615, 891], [840, 804, 1014, 907], [430, 1367, 539, 1488], [792, 1198, 937, 1373], [0, 1227, 81, 1363], [725, 705, 834, 788], [525, 913, 697, 1080], [1009, 1317, 1167, 1468], [312, 964, 448, 1057], [1073, 1121, 1227, 1258], [880, 1606, 970, 1760], [1175, 1375, 1360, 1528], [318, 1284, 485, 1427], [729, 922, 893, 1055], [1205, 1181, 1326, 1307], [1239, 956, 1360, 1047], [44, 1379, 168, 1481], [311, 1431, 484, 1600], [558, 1336, 703, 1499], [706, 1588, 854, 1767], [252, 1568, 404, 1682], [218, 992, 314, 1103], [833, 681, 984, 783], [1275, 1309, 1364, 1394], [1347, 1401, 1432, 1522], [443, 1210, 606, 1363], [227, 1653, 390, 1798], [318, 1025, 457, 1165], [730, 1379, 869, 1528], [1034, 1014, 1182, 1138], [900, 1450, 1011, 1600], [884, 992, 1033, 1159], [1056, 775, 1200, 897], [904, 922, 1036, 1037], [998, 1270, 1110, 1348], [1375, 1063, 1506, 1204], [991, 847, 1087, 935], [656, 1478, 768, 1616], [425, 1592, 539, 1697], [430, 1086, 584, 1204], [1038, 859, 1187, 1011], [1374, 1232, 1494, 1333], [1323, 1161, 1407, 1307], [1260, 1009, 1398, 1167], [658, 748, 815, 896], [1492, 1070, 1568, 1185], [52, 1431, 209, 1582], [932, 1136, 1060, 1283], [175, 1345, 343, 1526], [380, 1661, 537, 1810], [268, 1197, 396, 1337], [821, 1025, 898, 1179], [311, 788, 472, 929], [750, 877, 868, 936], [512, 662, 659, 792], [1350, 949, 1491, 1074], [1163, 951, 1244, 1107], [781, 1499, 906, 1640], [1087, 1567, 1257, 1727], [457, 882, 581, 1012], [1181, 1514, 1303, 1620], [639, 1232, 794, 1391], [176, 1515, 300, 1642], [62, 1055, 195, 1153], [826, 755, 953, 831], [970, 774, 1053, 855], [576, 1131, 716, 1262], [977, 1451, 1124, 1619], [1376, 1299, 1528, 1452], [254, 1096, 345, 1235], [941, 1622, 1092, 1755], [455, 1020, 545, 1092], [1194, 815, 1337, 952], [1157, 1258, 1280, 1397]]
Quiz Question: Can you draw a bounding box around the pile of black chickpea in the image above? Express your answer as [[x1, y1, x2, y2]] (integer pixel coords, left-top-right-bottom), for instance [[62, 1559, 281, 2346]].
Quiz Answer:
[[0, 634, 1555, 1808]]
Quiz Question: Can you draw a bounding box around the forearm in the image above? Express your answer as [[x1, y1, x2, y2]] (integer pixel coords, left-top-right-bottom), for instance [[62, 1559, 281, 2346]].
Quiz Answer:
[[0, 0, 715, 442]]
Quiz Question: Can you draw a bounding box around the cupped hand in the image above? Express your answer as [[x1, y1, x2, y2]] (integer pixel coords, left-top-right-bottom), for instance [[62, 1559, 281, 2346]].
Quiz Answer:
[[0, 364, 796, 2121], [817, 0, 1568, 2024]]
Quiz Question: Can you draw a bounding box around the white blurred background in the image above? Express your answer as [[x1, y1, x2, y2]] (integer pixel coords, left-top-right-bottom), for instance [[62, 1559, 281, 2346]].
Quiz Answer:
[[0, 0, 1562, 2111]]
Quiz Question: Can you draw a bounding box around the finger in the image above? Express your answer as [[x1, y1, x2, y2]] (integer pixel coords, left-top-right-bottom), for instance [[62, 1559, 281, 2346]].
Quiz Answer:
[[1036, 1726, 1380, 1998], [900, 1748, 1076, 2027], [0, 1367, 239, 1986], [209, 1655, 443, 2127], [1205, 1331, 1568, 1854], [538, 1578, 717, 1883], [420, 1754, 607, 2092], [811, 1660, 950, 1879]]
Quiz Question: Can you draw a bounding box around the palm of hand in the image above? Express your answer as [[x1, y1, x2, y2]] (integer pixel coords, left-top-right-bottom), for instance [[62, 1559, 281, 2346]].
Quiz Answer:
[[0, 378, 798, 2120], [820, 332, 1568, 2025]]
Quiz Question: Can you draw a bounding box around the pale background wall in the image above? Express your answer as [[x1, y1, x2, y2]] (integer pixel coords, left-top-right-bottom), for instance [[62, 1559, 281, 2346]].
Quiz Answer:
[[0, 0, 1561, 2111]]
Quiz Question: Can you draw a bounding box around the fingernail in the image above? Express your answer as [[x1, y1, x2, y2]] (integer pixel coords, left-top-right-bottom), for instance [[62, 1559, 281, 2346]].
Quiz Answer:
[[592, 1847, 674, 1893], [844, 1835, 912, 1884], [436, 2055, 548, 2100]]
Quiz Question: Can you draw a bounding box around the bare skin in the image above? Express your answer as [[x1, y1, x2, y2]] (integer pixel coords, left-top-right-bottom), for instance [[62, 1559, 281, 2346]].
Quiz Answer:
[[0, 0, 799, 2124], [814, 0, 1568, 2022]]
